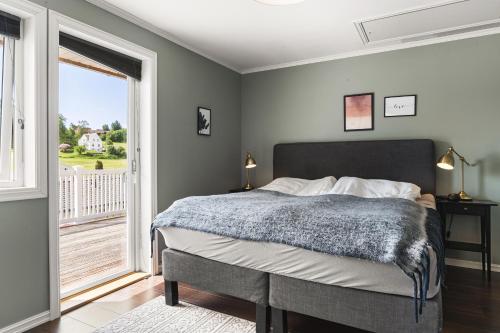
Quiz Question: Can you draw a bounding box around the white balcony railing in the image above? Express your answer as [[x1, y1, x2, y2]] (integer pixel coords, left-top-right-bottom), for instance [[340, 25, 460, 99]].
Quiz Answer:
[[59, 168, 127, 226]]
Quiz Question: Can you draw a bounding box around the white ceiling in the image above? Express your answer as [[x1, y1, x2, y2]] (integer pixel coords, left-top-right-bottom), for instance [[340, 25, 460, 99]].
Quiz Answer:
[[91, 0, 500, 73]]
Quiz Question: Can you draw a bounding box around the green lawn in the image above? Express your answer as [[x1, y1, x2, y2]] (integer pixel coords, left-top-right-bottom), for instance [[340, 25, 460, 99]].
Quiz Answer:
[[113, 142, 127, 149], [59, 149, 127, 170]]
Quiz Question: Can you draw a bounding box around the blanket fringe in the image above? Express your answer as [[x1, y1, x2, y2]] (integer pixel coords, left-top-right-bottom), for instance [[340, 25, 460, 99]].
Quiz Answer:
[[401, 246, 437, 323]]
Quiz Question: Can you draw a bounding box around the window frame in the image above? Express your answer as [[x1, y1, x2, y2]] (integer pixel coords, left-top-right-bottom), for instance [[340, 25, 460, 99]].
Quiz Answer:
[[0, 0, 47, 202]]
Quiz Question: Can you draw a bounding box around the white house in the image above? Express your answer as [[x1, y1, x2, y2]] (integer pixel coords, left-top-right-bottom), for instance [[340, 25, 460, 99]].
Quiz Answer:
[[78, 132, 103, 152]]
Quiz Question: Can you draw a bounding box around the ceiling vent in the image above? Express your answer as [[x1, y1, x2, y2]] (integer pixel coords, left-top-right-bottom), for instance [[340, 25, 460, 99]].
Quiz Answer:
[[355, 0, 500, 45]]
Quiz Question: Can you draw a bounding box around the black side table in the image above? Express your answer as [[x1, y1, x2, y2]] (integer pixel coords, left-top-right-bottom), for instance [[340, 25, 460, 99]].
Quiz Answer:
[[229, 188, 253, 193], [436, 197, 497, 280]]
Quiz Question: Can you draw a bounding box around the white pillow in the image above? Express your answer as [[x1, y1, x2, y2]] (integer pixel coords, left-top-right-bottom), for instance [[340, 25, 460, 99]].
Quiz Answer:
[[260, 176, 337, 196], [260, 177, 309, 195], [330, 176, 421, 201], [295, 177, 338, 196]]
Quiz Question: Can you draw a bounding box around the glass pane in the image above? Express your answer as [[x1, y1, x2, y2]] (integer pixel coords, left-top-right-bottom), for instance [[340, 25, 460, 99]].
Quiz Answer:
[[58, 46, 130, 295], [0, 35, 16, 182], [0, 36, 4, 145]]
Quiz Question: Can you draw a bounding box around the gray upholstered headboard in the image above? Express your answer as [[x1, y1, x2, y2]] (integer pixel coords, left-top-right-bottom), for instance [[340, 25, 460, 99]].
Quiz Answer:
[[273, 139, 436, 194]]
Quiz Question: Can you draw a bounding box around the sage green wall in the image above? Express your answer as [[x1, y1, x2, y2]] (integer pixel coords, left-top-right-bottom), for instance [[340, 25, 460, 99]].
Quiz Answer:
[[242, 34, 500, 265], [0, 199, 49, 327], [0, 0, 241, 328]]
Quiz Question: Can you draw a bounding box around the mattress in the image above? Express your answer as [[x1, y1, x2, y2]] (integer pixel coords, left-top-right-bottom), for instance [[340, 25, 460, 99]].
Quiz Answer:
[[158, 194, 439, 298]]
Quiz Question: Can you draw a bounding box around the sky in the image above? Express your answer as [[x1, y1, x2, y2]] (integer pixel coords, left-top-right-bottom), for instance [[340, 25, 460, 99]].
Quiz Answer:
[[59, 62, 128, 130]]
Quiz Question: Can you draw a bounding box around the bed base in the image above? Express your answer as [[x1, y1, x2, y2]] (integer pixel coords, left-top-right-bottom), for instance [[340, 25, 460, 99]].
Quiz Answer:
[[162, 249, 442, 333], [269, 273, 442, 333], [162, 249, 271, 333]]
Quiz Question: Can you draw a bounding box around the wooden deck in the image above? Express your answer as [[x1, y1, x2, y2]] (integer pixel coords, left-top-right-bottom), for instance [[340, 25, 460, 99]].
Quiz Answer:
[[60, 217, 127, 294]]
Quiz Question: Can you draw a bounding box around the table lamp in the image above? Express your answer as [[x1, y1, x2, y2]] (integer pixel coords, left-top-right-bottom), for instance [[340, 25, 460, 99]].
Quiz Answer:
[[437, 147, 474, 201], [244, 152, 257, 190]]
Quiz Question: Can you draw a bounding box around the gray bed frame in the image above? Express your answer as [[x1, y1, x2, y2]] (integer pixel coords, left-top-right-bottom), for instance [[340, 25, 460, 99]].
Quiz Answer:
[[162, 139, 442, 333]]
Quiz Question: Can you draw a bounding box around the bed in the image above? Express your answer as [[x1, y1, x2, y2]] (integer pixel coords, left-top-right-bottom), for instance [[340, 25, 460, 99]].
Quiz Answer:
[[157, 139, 442, 333]]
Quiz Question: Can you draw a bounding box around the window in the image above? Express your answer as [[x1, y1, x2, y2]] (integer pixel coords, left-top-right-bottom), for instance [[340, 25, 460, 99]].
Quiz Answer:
[[0, 3, 47, 201], [0, 34, 23, 186]]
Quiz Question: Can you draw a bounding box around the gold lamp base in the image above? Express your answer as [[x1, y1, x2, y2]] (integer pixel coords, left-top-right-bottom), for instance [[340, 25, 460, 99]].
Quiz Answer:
[[459, 191, 473, 201], [243, 152, 257, 191]]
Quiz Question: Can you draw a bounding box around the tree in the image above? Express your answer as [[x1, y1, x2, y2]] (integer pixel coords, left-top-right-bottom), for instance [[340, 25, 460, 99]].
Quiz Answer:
[[77, 120, 90, 129], [59, 115, 68, 144], [106, 144, 126, 158], [59, 115, 78, 147], [116, 146, 126, 158], [72, 121, 89, 140], [59, 143, 72, 153], [75, 145, 87, 155], [106, 129, 127, 143], [67, 127, 78, 147], [106, 144, 116, 156], [111, 120, 122, 131], [102, 124, 110, 131]]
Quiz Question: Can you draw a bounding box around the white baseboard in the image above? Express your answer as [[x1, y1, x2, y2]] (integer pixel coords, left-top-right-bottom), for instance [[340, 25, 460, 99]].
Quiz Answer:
[[446, 257, 500, 272], [0, 311, 50, 333]]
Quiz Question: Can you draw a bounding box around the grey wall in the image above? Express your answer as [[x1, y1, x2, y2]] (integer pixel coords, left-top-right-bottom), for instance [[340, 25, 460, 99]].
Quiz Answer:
[[242, 34, 500, 265], [0, 0, 241, 328], [0, 199, 49, 327]]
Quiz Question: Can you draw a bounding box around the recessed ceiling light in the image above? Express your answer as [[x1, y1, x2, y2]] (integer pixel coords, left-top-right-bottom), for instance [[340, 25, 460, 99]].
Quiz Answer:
[[255, 0, 306, 5]]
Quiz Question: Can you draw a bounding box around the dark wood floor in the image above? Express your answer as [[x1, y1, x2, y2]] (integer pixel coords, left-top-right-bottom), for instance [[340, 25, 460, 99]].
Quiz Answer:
[[30, 266, 500, 333]]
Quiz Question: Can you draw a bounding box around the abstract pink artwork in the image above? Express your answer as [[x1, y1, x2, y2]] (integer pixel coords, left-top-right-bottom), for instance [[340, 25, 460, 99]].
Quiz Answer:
[[344, 93, 374, 131]]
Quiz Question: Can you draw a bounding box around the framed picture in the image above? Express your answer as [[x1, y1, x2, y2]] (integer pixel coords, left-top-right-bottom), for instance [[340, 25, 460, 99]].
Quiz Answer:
[[197, 107, 211, 136], [384, 95, 417, 117], [344, 93, 374, 132]]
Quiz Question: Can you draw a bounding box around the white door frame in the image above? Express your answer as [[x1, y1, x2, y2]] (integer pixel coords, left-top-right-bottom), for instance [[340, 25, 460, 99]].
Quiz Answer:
[[48, 10, 157, 320]]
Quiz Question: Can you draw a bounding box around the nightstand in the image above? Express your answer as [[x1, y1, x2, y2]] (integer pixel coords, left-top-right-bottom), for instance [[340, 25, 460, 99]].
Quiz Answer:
[[228, 188, 253, 193], [436, 197, 497, 280]]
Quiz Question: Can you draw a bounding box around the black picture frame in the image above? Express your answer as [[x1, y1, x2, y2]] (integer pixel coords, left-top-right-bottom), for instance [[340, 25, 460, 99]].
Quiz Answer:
[[344, 93, 374, 132], [384, 95, 417, 117], [197, 107, 211, 136]]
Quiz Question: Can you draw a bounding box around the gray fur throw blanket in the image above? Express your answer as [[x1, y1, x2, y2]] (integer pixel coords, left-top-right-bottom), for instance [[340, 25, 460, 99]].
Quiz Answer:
[[152, 190, 444, 321]]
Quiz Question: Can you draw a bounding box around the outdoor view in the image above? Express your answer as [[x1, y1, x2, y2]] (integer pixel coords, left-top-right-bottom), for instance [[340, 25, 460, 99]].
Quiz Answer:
[[58, 47, 131, 295], [58, 117, 127, 170]]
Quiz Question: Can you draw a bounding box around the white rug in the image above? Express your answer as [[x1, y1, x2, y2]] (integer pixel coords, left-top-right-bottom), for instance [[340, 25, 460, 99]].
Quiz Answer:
[[94, 297, 256, 333]]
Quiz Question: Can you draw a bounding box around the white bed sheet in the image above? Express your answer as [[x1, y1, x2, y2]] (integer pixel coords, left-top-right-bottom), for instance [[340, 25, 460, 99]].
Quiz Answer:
[[158, 194, 439, 298]]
